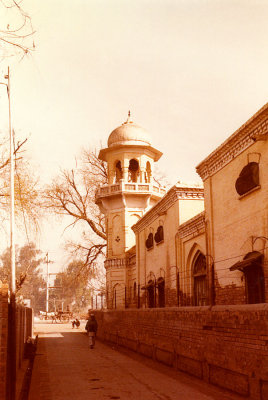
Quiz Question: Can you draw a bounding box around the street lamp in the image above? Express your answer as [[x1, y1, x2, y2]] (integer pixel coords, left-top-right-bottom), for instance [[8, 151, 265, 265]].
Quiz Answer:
[[0, 66, 16, 400]]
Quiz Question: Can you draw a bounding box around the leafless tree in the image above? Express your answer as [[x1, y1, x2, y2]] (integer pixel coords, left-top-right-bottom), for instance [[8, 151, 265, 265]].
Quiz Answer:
[[43, 149, 108, 272], [0, 133, 41, 235], [43, 148, 170, 274], [0, 0, 35, 60]]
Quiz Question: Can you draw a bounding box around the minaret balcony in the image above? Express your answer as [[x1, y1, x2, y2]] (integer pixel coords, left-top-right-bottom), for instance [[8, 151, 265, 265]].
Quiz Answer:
[[95, 181, 166, 201]]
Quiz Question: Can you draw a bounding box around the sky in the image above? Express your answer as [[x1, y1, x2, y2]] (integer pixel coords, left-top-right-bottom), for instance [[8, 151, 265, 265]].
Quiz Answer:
[[0, 0, 267, 272]]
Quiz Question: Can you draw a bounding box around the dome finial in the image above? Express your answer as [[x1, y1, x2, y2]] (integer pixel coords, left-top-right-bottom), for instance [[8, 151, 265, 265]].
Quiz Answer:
[[124, 110, 132, 125]]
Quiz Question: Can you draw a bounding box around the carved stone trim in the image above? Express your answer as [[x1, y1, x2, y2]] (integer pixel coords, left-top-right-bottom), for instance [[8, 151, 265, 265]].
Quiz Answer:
[[105, 256, 136, 270], [104, 258, 127, 270], [196, 104, 268, 180], [177, 211, 205, 239]]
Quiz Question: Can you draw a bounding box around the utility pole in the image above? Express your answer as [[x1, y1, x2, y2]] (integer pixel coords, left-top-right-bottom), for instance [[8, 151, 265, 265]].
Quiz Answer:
[[45, 253, 54, 316], [8, 66, 16, 400], [0, 67, 16, 400], [46, 253, 49, 315]]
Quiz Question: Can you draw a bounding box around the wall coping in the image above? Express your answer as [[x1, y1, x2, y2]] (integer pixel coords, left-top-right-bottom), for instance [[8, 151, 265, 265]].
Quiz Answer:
[[132, 184, 204, 233], [97, 303, 268, 314], [177, 211, 205, 238]]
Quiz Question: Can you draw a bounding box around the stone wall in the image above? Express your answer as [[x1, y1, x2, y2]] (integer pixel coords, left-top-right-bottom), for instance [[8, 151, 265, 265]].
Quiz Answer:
[[95, 305, 268, 400]]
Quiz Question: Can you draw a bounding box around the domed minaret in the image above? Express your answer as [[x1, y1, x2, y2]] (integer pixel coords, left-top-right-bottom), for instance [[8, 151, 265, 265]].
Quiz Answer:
[[96, 113, 165, 308]]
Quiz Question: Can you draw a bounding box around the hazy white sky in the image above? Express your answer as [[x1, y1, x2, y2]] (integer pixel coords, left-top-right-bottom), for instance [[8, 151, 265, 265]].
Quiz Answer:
[[0, 0, 267, 270]]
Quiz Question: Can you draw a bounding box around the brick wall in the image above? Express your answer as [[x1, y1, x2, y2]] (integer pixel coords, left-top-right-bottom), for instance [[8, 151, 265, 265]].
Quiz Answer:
[[16, 305, 33, 369], [95, 305, 268, 400], [0, 283, 9, 399], [214, 275, 246, 305], [0, 282, 33, 399]]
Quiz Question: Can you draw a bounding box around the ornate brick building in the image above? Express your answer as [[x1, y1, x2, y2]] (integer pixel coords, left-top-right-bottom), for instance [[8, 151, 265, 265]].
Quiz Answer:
[[96, 104, 268, 309]]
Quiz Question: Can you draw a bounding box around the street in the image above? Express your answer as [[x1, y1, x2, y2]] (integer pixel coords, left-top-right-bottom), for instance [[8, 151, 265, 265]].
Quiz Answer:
[[28, 321, 243, 400]]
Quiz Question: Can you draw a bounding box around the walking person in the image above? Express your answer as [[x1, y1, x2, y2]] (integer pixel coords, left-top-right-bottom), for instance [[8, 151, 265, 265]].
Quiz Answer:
[[85, 314, 98, 349]]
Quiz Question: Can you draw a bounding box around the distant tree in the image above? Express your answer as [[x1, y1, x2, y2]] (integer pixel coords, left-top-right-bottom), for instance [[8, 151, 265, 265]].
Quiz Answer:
[[52, 259, 97, 313], [0, 0, 35, 60], [0, 242, 46, 310]]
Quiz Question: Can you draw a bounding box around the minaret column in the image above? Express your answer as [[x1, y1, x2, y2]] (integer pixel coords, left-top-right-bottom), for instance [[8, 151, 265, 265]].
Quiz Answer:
[[140, 167, 146, 183]]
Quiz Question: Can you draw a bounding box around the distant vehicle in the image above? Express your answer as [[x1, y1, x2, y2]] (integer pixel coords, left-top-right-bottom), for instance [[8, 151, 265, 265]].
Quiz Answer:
[[39, 310, 73, 322], [56, 310, 73, 322], [39, 311, 55, 320]]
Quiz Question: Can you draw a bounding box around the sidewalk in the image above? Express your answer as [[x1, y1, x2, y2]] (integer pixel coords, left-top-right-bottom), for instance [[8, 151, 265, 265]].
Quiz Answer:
[[28, 322, 243, 400]]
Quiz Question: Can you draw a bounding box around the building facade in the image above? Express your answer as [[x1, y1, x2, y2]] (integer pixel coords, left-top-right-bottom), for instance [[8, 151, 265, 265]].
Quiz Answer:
[[195, 103, 268, 305], [96, 104, 268, 309]]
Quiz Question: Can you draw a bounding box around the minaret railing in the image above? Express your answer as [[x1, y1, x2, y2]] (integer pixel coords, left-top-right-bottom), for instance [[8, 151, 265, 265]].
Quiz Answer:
[[96, 181, 166, 198]]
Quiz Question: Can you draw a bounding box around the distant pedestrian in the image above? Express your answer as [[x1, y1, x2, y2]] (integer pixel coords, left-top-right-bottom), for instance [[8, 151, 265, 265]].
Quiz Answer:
[[71, 318, 80, 328], [85, 314, 98, 349]]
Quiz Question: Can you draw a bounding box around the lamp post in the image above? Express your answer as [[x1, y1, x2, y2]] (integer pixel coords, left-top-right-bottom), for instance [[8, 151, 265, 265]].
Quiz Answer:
[[1, 67, 16, 400]]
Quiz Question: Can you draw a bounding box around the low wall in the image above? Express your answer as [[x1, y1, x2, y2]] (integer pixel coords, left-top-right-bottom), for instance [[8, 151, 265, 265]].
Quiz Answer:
[[0, 283, 9, 399], [16, 304, 33, 369], [94, 305, 268, 400], [0, 282, 33, 399]]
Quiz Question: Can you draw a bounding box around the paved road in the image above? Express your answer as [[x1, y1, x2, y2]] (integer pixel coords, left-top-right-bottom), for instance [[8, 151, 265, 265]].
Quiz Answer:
[[28, 321, 242, 400]]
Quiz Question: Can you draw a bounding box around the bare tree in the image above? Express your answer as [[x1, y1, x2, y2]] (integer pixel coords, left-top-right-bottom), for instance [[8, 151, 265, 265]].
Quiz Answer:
[[0, 134, 41, 234], [43, 149, 108, 271], [0, 0, 35, 60], [43, 148, 170, 274]]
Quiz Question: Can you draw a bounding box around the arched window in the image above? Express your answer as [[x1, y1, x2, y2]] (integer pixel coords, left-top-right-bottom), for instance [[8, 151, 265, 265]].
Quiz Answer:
[[193, 252, 207, 306], [147, 280, 155, 308], [146, 161, 152, 183], [154, 226, 164, 244], [146, 232, 154, 249], [115, 161, 123, 182], [243, 252, 265, 304], [157, 278, 165, 307], [128, 159, 139, 182], [113, 287, 117, 309], [235, 162, 259, 196], [133, 282, 136, 299], [177, 272, 180, 306]]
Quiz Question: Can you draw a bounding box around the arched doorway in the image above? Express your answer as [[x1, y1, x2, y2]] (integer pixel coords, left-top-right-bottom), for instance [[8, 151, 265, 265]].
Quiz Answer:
[[243, 252, 265, 304], [147, 280, 155, 308], [193, 252, 207, 306], [157, 278, 165, 307], [177, 272, 180, 306]]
